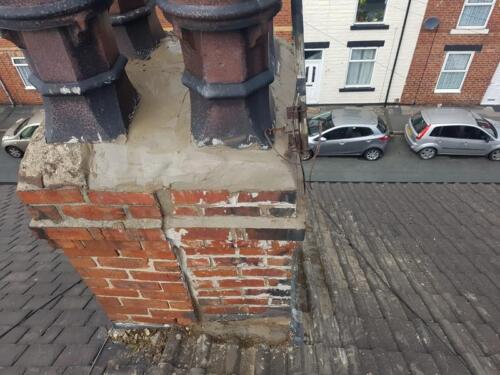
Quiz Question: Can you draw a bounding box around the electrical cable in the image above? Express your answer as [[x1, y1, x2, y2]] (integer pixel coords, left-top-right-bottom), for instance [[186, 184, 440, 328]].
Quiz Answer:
[[87, 335, 110, 375]]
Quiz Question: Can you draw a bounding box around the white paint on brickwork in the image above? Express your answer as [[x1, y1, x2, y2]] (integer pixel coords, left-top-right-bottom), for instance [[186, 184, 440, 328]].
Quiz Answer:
[[303, 0, 428, 104], [166, 228, 188, 247]]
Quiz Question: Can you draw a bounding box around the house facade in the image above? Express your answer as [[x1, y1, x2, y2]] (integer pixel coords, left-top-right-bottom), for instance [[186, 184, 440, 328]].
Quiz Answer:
[[302, 0, 428, 105], [0, 4, 294, 106], [401, 0, 500, 106]]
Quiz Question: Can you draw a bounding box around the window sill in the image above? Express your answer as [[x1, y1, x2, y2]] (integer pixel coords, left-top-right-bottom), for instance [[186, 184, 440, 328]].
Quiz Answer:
[[434, 90, 461, 94], [339, 87, 375, 92], [450, 28, 489, 35], [351, 24, 389, 30]]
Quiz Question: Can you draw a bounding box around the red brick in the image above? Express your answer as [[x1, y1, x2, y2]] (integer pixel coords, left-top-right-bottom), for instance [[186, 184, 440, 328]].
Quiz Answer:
[[202, 306, 248, 315], [51, 239, 80, 250], [141, 241, 170, 251], [145, 249, 177, 260], [212, 257, 261, 266], [267, 257, 291, 266], [194, 280, 214, 289], [79, 268, 129, 279], [149, 310, 194, 325], [173, 207, 199, 216], [44, 227, 92, 240], [223, 298, 268, 305], [62, 205, 126, 220], [92, 288, 139, 297], [218, 279, 265, 288], [168, 300, 193, 310], [171, 190, 229, 204], [180, 228, 230, 241], [192, 268, 238, 278], [144, 285, 189, 298], [105, 305, 149, 316], [153, 261, 181, 271], [239, 247, 265, 256], [96, 296, 121, 308], [136, 229, 166, 241], [88, 228, 104, 240], [128, 205, 162, 219], [204, 207, 261, 216], [97, 257, 149, 269], [115, 241, 143, 251], [28, 206, 62, 222], [242, 268, 289, 277], [186, 258, 210, 268], [130, 271, 182, 282], [198, 289, 242, 297], [121, 298, 169, 309], [17, 188, 83, 204], [111, 279, 162, 290], [184, 247, 235, 256], [68, 257, 97, 268], [101, 228, 132, 241], [84, 279, 109, 288], [88, 191, 156, 205]]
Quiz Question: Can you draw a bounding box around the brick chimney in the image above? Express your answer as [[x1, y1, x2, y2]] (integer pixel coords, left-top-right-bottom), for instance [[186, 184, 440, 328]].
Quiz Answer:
[[0, 0, 139, 143], [13, 0, 305, 328], [158, 0, 282, 147], [109, 0, 165, 59]]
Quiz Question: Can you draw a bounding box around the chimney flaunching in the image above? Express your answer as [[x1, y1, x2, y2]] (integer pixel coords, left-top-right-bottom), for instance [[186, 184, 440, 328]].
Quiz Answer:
[[0, 0, 139, 143], [109, 0, 165, 59], [158, 0, 282, 148]]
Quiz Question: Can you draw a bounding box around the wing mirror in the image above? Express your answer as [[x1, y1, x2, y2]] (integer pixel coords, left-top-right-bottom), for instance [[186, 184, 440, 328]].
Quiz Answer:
[[320, 137, 327, 142], [484, 136, 491, 143]]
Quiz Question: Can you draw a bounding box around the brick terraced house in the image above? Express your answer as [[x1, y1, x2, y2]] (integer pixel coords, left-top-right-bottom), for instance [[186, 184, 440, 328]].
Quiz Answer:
[[401, 0, 500, 105], [0, 4, 294, 106]]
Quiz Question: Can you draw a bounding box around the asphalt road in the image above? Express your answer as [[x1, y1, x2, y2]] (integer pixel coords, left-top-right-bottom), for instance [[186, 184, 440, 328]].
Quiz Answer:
[[303, 134, 500, 183]]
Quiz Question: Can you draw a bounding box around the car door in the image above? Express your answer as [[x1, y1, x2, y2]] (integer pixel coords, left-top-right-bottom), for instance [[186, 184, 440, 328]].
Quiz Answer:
[[316, 127, 349, 155], [461, 125, 492, 155], [17, 125, 38, 151], [342, 126, 374, 155], [436, 126, 464, 154]]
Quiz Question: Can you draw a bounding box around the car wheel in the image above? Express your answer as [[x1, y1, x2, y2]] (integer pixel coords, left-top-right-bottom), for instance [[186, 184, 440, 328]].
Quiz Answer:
[[301, 150, 314, 161], [418, 147, 436, 160], [364, 148, 383, 161], [5, 146, 24, 158], [488, 149, 500, 161]]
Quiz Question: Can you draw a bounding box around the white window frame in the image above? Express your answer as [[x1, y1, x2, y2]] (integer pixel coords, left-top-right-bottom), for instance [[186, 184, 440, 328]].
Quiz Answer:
[[11, 56, 35, 90], [457, 0, 496, 29], [434, 51, 475, 94], [353, 0, 387, 24], [345, 47, 377, 88]]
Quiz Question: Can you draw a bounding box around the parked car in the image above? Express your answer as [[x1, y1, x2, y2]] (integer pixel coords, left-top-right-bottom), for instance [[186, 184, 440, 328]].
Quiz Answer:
[[1, 110, 44, 158], [304, 108, 390, 161], [404, 108, 500, 161]]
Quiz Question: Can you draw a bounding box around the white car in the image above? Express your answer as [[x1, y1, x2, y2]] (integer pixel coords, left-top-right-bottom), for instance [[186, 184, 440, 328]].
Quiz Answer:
[[1, 110, 43, 158]]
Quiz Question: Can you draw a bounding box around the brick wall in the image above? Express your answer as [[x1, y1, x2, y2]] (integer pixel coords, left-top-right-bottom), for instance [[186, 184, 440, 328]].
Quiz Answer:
[[401, 0, 499, 105], [17, 186, 303, 326], [0, 38, 42, 105]]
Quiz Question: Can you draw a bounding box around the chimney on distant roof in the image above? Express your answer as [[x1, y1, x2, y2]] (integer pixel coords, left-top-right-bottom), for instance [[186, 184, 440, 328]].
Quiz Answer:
[[0, 0, 139, 143], [109, 0, 165, 59], [158, 0, 282, 148]]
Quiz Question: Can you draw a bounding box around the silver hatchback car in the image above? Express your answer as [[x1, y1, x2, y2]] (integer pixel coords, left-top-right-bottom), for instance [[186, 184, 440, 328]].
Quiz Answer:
[[404, 108, 500, 161], [1, 110, 43, 158], [305, 108, 390, 161]]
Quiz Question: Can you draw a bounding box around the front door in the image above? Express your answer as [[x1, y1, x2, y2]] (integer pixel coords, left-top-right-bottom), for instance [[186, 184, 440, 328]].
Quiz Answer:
[[305, 49, 323, 104], [482, 64, 500, 105]]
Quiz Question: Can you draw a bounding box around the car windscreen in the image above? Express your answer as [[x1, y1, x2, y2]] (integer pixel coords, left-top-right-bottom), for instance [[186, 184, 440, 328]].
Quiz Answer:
[[377, 117, 387, 133], [476, 119, 498, 139], [411, 113, 428, 134], [308, 113, 334, 136], [14, 119, 29, 135]]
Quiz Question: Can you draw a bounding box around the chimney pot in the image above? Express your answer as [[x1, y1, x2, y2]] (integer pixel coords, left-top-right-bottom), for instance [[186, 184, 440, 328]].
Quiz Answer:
[[158, 0, 282, 148]]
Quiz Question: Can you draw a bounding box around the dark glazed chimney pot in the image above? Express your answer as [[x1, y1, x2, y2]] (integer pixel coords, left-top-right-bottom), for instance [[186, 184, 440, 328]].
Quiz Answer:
[[109, 0, 165, 60], [158, 0, 282, 148], [0, 0, 139, 143]]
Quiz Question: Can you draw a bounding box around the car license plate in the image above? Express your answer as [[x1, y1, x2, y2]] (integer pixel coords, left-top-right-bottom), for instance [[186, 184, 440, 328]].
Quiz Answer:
[[406, 126, 412, 138]]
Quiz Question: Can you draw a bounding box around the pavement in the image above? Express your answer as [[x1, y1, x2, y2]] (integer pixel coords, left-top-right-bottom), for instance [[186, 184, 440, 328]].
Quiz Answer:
[[2, 182, 500, 374]]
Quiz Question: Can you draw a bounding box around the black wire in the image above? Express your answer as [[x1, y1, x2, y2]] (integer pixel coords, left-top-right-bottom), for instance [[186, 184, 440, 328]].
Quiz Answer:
[[0, 279, 82, 340], [88, 335, 110, 375]]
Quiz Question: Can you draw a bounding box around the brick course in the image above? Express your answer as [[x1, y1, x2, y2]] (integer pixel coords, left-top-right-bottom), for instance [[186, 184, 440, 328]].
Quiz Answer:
[[401, 0, 499, 105]]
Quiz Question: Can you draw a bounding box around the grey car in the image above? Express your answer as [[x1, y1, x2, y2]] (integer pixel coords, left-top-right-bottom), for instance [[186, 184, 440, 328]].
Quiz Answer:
[[404, 108, 500, 161], [1, 110, 43, 158], [305, 108, 390, 161]]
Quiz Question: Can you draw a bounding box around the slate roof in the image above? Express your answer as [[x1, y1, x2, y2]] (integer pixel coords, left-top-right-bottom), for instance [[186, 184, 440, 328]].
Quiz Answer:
[[1, 183, 500, 374]]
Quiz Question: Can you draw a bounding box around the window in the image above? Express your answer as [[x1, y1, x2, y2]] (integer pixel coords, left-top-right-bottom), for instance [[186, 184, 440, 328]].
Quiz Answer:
[[458, 0, 495, 29], [411, 113, 428, 133], [324, 127, 348, 140], [305, 50, 323, 60], [439, 126, 462, 138], [346, 48, 376, 87], [435, 52, 474, 93], [430, 127, 443, 137], [356, 0, 387, 23], [19, 126, 38, 139], [349, 127, 373, 138], [463, 126, 489, 140], [12, 57, 34, 90], [377, 118, 387, 133], [475, 118, 498, 138]]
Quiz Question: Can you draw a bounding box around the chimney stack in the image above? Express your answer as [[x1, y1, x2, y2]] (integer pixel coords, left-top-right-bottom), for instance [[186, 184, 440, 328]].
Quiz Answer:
[[158, 0, 282, 148], [109, 0, 165, 59], [0, 0, 139, 143]]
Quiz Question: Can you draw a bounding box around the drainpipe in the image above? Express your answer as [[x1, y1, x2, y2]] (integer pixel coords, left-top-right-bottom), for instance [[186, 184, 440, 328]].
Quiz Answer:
[[384, 0, 412, 107], [0, 77, 14, 106]]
